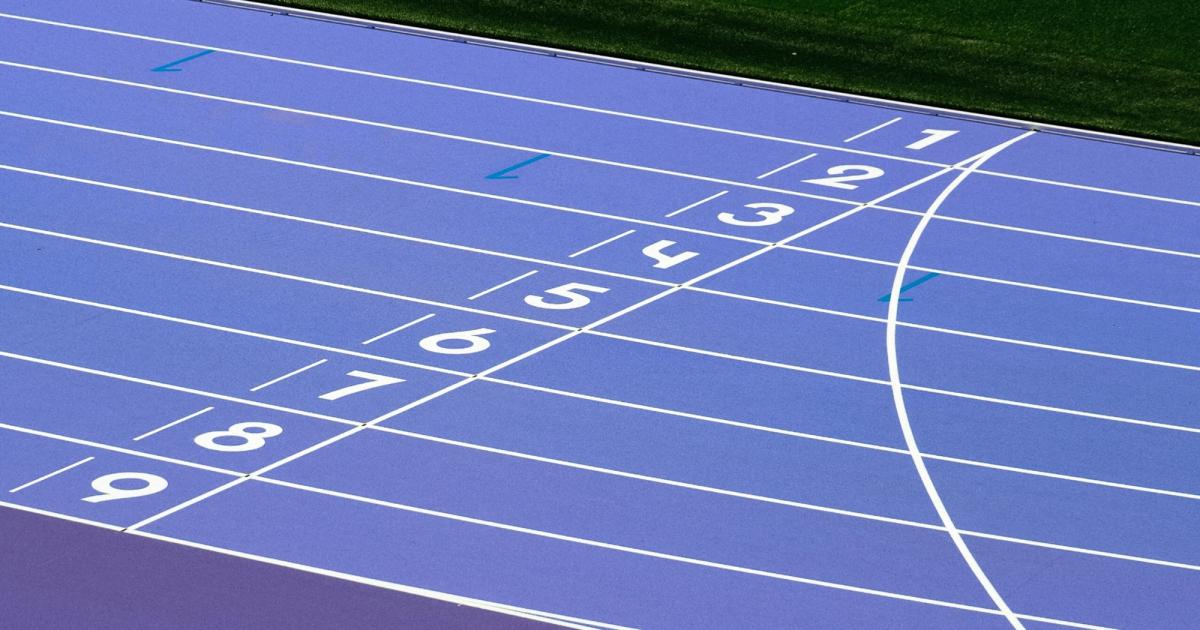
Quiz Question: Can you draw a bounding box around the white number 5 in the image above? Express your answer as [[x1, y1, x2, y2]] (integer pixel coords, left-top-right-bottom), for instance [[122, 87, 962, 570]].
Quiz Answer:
[[524, 282, 608, 310]]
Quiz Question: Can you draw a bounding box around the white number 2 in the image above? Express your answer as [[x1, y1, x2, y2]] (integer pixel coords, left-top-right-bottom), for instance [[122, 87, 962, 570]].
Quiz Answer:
[[82, 472, 168, 503], [802, 165, 885, 190], [319, 370, 405, 401], [524, 282, 608, 310], [718, 202, 794, 227]]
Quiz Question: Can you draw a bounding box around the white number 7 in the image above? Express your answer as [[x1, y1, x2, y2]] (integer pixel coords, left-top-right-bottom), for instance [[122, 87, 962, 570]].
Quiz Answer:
[[319, 370, 405, 401]]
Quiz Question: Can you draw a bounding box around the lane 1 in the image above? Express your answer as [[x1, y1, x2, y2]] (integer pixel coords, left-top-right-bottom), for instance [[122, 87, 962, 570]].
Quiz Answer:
[[0, 0, 1023, 164]]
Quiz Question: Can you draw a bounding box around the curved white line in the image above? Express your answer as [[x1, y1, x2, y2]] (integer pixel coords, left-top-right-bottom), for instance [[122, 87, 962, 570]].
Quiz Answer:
[[885, 130, 1037, 629]]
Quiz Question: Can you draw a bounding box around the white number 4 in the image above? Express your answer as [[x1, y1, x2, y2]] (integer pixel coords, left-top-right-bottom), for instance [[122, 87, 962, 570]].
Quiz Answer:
[[524, 282, 608, 310], [319, 370, 405, 401]]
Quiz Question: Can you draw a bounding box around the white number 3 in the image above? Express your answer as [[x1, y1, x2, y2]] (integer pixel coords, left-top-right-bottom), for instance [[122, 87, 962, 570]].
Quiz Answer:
[[717, 202, 794, 227]]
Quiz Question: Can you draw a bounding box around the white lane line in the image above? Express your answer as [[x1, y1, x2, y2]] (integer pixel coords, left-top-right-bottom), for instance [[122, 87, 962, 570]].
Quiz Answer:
[[0, 220, 574, 332], [689, 285, 1200, 374], [9, 249, 1200, 444], [8, 456, 93, 493], [976, 168, 1200, 209], [907, 383, 1200, 436], [784, 243, 1200, 316], [590, 330, 887, 385], [0, 161, 762, 251], [883, 129, 1037, 630], [0, 283, 468, 377], [248, 359, 328, 392], [875, 202, 1200, 261], [118, 148, 987, 579], [255, 476, 1109, 629], [755, 152, 817, 179], [1, 17, 1195, 212], [664, 190, 729, 218], [4, 493, 592, 630], [361, 313, 436, 345], [6, 394, 1199, 579], [843, 117, 902, 143], [925, 453, 1200, 502], [0, 16, 952, 168], [468, 270, 538, 301], [366, 422, 938, 531], [0, 60, 852, 208], [0, 422, 239, 476], [4, 349, 1195, 580], [8, 157, 1197, 302], [0, 163, 665, 290], [568, 230, 636, 258], [0, 109, 856, 207], [132, 406, 215, 441], [0, 349, 357, 426]]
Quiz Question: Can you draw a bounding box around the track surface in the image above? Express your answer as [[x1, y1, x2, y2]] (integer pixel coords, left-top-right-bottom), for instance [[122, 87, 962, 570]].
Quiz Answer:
[[1, 1, 1199, 628]]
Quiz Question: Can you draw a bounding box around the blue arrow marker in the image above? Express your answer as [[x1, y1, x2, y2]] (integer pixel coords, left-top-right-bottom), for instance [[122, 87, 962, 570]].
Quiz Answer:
[[485, 153, 551, 179], [152, 49, 216, 72], [878, 272, 940, 303]]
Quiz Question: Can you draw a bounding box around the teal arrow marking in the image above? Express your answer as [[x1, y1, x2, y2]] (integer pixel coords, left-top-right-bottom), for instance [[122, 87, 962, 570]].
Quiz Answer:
[[485, 153, 551, 179], [152, 49, 215, 72], [878, 272, 940, 303]]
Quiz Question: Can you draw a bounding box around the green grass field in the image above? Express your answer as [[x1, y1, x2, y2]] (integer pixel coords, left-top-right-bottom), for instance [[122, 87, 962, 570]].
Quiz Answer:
[[273, 0, 1200, 146]]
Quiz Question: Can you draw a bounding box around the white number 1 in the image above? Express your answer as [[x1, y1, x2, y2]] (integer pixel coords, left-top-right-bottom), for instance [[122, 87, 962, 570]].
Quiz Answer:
[[906, 129, 958, 150]]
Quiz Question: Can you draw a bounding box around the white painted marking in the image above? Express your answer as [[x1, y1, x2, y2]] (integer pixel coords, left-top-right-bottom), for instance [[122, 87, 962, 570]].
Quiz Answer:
[[0, 349, 357, 426], [132, 406, 215, 441], [883, 129, 1037, 630], [9, 457, 93, 493], [568, 229, 636, 258], [248, 359, 328, 392], [0, 220, 575, 332], [843, 117, 902, 143], [361, 313, 436, 345], [0, 22, 1194, 208], [664, 190, 729, 218], [755, 152, 817, 179], [0, 422, 238, 476], [468, 270, 538, 300], [0, 109, 855, 206]]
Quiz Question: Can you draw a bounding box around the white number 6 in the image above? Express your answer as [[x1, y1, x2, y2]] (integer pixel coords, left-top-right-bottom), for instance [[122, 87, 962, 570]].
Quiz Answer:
[[524, 282, 609, 310], [419, 328, 495, 355]]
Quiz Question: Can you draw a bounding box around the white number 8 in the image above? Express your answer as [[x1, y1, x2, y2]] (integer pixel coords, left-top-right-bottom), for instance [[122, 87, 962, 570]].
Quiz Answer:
[[194, 422, 283, 452]]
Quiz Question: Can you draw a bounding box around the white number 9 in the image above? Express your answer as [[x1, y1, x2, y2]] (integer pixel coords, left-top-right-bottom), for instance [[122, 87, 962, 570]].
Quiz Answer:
[[82, 472, 168, 503]]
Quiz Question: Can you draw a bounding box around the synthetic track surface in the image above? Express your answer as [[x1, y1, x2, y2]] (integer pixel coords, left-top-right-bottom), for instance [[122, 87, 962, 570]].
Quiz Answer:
[[1, 1, 1198, 628]]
